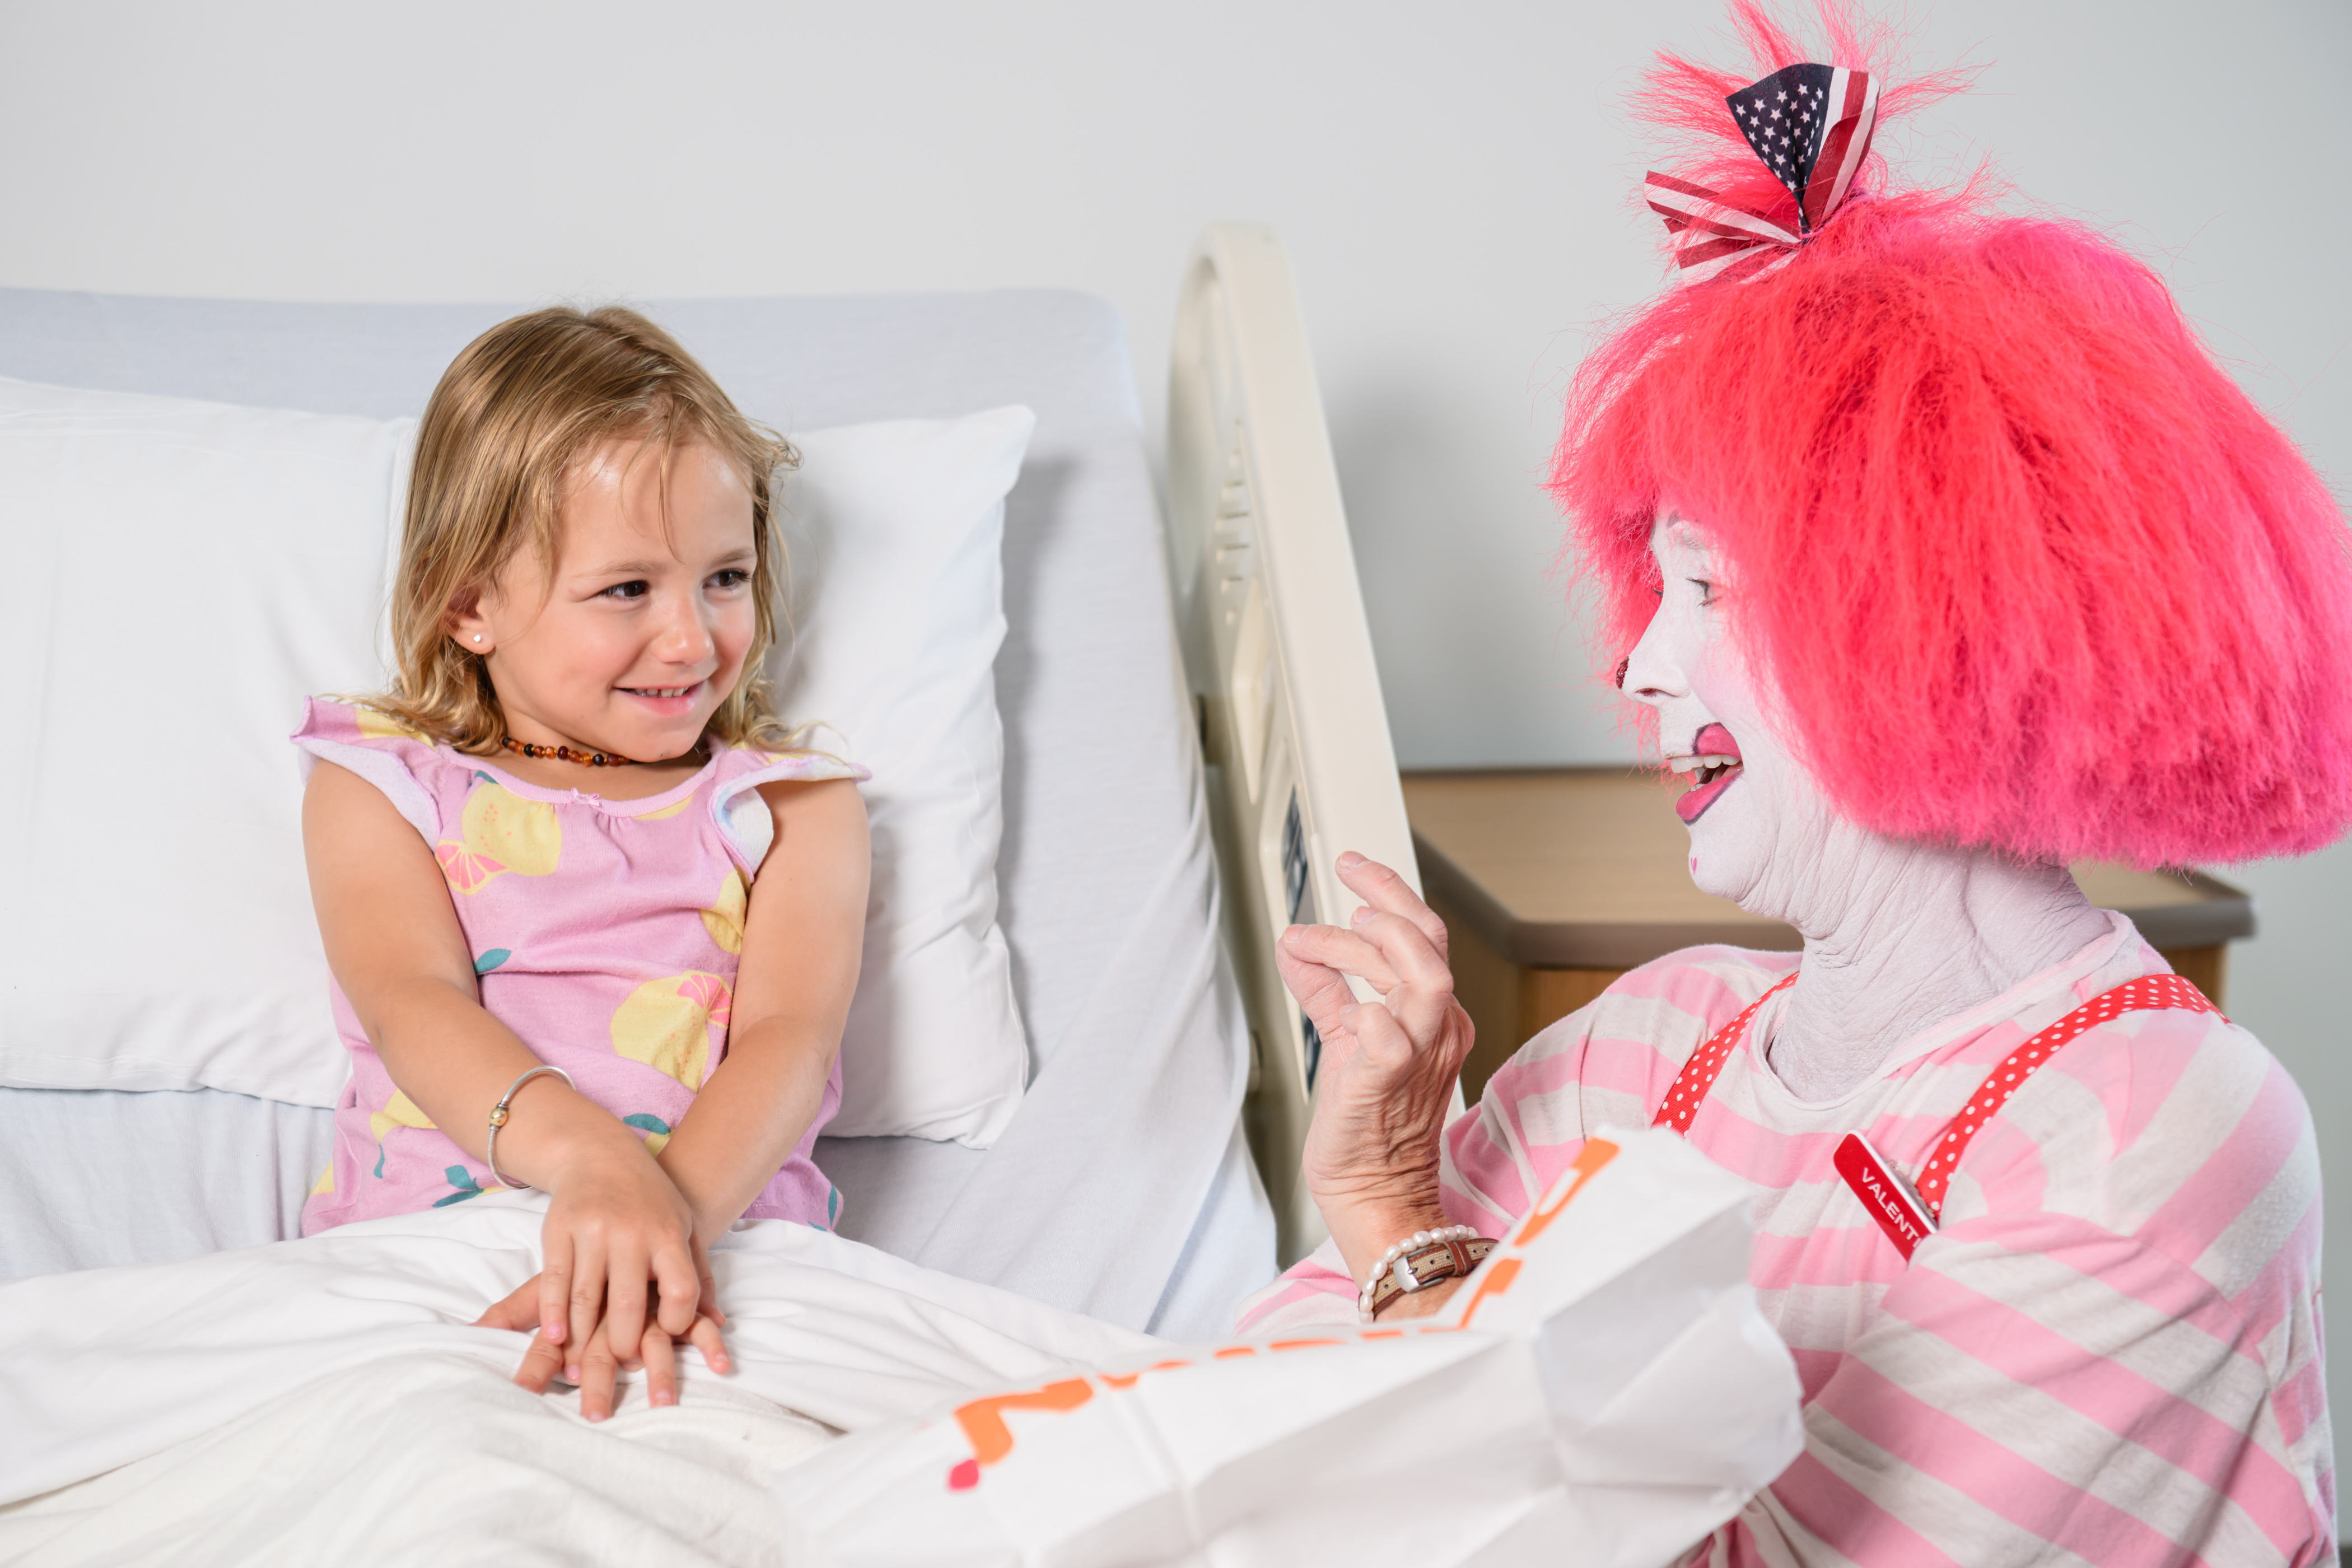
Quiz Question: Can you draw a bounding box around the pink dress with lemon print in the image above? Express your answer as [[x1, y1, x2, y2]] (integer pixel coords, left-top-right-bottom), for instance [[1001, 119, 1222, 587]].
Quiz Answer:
[[292, 697, 867, 1235]]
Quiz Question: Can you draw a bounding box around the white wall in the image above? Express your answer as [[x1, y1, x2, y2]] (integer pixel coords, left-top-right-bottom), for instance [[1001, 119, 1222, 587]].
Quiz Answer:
[[6, 0, 2348, 1417]]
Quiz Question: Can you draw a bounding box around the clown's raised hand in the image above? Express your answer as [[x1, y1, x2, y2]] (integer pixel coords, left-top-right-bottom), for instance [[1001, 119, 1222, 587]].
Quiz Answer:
[[1275, 852, 1476, 1291]]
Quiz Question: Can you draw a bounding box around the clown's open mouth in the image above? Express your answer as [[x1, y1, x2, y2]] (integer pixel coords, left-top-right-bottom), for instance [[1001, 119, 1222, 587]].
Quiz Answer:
[[1672, 722, 1744, 824]]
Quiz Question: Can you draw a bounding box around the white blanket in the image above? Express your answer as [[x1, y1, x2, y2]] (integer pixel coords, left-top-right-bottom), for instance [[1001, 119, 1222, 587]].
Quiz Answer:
[[0, 1130, 1802, 1567], [0, 1193, 1160, 1564]]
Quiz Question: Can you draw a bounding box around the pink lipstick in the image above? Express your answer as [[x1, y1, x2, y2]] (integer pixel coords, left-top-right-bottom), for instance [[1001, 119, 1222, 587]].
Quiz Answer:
[[1674, 722, 1743, 824]]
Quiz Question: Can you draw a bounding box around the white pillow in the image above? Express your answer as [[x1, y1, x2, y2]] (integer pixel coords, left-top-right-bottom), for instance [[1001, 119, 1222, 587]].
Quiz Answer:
[[0, 377, 1032, 1147], [0, 380, 409, 1107], [772, 412, 1034, 1145]]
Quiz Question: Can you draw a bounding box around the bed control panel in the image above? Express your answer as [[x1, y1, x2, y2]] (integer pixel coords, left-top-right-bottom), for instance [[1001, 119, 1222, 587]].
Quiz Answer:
[[1279, 788, 1324, 1091], [1167, 223, 1427, 1264]]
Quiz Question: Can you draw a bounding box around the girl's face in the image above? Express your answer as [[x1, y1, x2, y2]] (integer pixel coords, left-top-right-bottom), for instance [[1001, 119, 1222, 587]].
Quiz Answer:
[[1621, 515, 1843, 918], [451, 438, 758, 764]]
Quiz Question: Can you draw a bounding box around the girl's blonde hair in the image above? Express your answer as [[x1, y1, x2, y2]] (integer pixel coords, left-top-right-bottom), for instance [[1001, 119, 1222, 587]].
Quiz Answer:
[[373, 305, 799, 754]]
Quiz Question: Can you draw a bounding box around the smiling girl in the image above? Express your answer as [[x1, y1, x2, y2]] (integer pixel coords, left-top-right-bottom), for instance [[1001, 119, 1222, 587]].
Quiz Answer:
[[295, 306, 869, 1420]]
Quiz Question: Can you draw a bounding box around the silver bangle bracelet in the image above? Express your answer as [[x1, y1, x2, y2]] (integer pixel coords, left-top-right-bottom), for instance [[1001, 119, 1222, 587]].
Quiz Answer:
[[485, 1065, 575, 1190]]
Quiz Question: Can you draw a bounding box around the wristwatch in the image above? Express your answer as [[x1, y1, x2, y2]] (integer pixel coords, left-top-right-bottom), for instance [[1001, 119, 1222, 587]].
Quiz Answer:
[[1364, 1232, 1497, 1320]]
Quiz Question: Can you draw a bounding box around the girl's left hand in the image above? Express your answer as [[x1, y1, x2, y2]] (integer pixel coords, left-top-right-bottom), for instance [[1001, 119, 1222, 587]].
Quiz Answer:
[[475, 1265, 731, 1421]]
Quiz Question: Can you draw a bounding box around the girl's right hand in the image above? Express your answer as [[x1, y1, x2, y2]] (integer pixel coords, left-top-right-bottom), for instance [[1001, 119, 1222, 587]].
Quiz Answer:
[[478, 1267, 730, 1420], [535, 1136, 706, 1369]]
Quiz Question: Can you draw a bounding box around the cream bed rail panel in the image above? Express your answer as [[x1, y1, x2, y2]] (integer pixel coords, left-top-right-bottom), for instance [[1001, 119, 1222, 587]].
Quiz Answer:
[[1167, 223, 1423, 1266]]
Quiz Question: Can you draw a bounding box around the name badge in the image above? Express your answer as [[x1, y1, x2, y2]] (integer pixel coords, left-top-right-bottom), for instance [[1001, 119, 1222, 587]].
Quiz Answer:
[[1833, 1131, 1936, 1259]]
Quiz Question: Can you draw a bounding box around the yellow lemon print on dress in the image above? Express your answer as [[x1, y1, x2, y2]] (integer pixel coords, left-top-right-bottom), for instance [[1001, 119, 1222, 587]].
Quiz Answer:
[[311, 1163, 335, 1196], [368, 1088, 437, 1144], [436, 778, 562, 893], [366, 1088, 436, 1180], [354, 706, 430, 743], [637, 795, 693, 821], [701, 869, 748, 954], [610, 972, 732, 1091]]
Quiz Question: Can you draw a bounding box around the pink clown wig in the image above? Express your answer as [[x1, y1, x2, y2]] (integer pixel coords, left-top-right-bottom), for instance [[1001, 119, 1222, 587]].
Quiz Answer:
[[1553, 4, 2352, 869]]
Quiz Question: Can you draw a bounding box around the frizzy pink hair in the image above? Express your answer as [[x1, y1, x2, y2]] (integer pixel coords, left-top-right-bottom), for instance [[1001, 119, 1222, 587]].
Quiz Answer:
[[1552, 2, 2352, 869]]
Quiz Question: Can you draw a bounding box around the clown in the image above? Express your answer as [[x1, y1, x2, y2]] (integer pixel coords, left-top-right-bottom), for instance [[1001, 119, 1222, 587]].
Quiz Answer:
[[1242, 6, 2352, 1562]]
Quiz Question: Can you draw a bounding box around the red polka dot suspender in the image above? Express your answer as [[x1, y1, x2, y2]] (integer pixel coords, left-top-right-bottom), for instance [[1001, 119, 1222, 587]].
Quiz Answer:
[[1651, 970, 2220, 1229], [1652, 973, 1796, 1136], [1907, 973, 2218, 1216]]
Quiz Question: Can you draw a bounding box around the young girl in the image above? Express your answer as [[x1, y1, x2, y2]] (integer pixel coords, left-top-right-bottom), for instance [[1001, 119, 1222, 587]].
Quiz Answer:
[[296, 305, 870, 1421]]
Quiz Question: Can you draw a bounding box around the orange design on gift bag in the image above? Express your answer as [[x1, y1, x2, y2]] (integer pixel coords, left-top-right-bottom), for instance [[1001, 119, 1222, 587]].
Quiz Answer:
[[1457, 1136, 1620, 1328], [1099, 1360, 1194, 1391], [941, 1336, 1411, 1490], [1454, 1258, 1525, 1328], [1511, 1137, 1619, 1248], [937, 1142, 1640, 1492], [948, 1378, 1096, 1489]]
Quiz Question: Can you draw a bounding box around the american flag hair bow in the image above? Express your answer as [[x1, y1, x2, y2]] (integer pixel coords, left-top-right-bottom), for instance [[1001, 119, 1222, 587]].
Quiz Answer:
[[1645, 62, 1881, 284]]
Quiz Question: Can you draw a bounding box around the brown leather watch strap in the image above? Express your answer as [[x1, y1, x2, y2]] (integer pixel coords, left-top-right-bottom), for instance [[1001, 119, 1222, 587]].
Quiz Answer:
[[1366, 1236, 1497, 1319]]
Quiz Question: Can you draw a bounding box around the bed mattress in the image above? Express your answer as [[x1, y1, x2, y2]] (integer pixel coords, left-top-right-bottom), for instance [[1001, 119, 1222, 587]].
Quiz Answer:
[[0, 286, 1271, 1340]]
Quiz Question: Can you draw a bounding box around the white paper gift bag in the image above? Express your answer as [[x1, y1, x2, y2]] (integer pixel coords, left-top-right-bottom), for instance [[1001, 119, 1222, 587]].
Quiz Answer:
[[771, 1127, 1803, 1567]]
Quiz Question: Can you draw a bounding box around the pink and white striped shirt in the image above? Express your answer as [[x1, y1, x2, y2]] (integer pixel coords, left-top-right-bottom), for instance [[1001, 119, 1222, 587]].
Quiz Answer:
[[1238, 913, 2335, 1565]]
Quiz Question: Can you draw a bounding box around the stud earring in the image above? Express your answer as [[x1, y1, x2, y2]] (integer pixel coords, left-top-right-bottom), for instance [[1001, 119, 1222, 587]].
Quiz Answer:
[[472, 634, 483, 644]]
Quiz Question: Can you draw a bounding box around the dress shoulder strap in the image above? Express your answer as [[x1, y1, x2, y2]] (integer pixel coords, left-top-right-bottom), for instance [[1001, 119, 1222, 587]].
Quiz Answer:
[[290, 695, 445, 845], [707, 745, 871, 876]]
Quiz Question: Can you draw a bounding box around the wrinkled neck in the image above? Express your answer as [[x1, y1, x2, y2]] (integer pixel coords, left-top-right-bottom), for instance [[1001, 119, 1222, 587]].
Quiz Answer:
[[1757, 837, 2113, 1101]]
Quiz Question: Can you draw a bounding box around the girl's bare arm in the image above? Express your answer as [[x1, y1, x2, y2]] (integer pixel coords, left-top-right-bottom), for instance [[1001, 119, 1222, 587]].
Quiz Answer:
[[302, 760, 699, 1357], [655, 777, 870, 1244]]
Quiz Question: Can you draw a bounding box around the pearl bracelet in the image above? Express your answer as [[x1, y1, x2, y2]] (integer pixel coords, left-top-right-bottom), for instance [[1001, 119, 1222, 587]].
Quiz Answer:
[[1357, 1224, 1480, 1322]]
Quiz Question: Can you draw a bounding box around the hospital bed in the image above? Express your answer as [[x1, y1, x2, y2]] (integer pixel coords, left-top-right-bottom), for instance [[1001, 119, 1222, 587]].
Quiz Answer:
[[0, 223, 1415, 1330]]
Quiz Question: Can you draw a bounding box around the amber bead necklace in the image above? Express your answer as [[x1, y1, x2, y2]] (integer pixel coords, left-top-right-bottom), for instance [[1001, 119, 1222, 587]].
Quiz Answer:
[[497, 736, 639, 768]]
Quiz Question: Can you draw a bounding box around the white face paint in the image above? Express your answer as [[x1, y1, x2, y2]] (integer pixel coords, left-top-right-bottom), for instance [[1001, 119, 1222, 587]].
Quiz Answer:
[[1620, 514, 2114, 1101], [1619, 515, 1844, 922]]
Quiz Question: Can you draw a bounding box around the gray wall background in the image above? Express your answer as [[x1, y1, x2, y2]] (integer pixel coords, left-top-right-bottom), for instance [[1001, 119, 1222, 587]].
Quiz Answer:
[[5, 0, 2346, 1433]]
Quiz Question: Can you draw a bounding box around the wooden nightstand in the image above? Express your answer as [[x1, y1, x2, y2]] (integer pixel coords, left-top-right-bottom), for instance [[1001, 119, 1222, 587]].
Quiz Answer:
[[1403, 769, 2255, 1103]]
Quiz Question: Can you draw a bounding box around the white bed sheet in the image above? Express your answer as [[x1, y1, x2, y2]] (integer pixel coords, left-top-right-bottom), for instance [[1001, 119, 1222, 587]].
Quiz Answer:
[[0, 1129, 1805, 1567], [0, 1087, 328, 1276], [0, 287, 1272, 1340], [0, 1193, 1166, 1562]]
